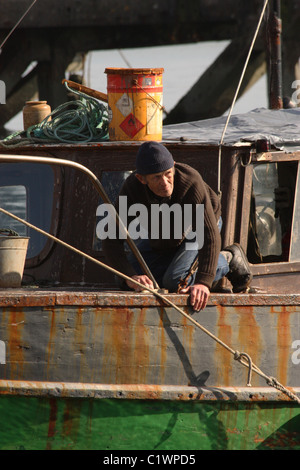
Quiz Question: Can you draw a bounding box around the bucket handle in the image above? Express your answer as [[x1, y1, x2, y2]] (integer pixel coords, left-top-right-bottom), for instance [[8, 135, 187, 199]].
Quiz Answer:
[[0, 228, 19, 236], [132, 79, 165, 112], [62, 79, 108, 103]]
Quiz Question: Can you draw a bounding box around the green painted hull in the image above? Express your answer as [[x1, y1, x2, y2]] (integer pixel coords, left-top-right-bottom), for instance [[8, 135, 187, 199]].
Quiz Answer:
[[0, 292, 300, 450], [0, 389, 299, 450]]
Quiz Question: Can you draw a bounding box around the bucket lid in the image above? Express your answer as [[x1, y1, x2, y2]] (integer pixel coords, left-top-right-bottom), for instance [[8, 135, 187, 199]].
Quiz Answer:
[[0, 229, 29, 239], [0, 236, 30, 239], [105, 67, 164, 75]]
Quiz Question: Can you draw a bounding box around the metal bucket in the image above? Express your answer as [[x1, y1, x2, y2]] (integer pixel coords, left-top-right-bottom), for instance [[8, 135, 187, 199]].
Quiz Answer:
[[0, 236, 29, 287], [105, 67, 164, 141]]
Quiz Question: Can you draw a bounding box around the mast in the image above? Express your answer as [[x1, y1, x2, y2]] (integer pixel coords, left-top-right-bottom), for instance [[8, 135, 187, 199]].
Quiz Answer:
[[267, 0, 283, 109]]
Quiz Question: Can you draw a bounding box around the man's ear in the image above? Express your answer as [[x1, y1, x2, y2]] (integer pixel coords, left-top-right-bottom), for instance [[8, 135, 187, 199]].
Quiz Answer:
[[135, 173, 147, 185]]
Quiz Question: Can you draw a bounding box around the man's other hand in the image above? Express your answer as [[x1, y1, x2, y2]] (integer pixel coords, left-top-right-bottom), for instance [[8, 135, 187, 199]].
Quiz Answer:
[[126, 274, 154, 292]]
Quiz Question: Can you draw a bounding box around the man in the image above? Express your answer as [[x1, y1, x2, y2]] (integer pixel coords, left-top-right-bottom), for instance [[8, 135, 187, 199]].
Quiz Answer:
[[102, 141, 252, 311]]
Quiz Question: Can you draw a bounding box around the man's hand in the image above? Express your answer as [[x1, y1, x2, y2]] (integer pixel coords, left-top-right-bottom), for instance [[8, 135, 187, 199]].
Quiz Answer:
[[179, 283, 210, 311], [126, 274, 154, 292]]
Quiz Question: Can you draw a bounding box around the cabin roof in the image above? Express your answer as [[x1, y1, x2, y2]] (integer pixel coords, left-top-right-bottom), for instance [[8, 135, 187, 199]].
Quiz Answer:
[[163, 107, 300, 153]]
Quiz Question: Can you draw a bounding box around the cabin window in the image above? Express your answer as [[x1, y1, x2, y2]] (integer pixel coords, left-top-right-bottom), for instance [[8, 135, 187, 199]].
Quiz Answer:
[[248, 161, 298, 263], [0, 163, 54, 259], [93, 170, 132, 250], [0, 185, 27, 235]]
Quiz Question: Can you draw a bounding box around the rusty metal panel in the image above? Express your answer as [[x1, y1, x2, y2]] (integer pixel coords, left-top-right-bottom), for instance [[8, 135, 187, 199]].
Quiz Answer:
[[0, 386, 299, 450], [0, 380, 299, 403], [0, 295, 299, 390]]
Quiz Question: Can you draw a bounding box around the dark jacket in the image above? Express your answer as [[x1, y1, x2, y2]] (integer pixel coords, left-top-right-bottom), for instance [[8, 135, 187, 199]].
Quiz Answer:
[[102, 162, 221, 288]]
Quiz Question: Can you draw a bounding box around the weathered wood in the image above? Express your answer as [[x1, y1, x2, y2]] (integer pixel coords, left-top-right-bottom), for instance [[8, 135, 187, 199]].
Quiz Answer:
[[0, 0, 240, 32], [36, 35, 76, 109], [0, 0, 298, 129]]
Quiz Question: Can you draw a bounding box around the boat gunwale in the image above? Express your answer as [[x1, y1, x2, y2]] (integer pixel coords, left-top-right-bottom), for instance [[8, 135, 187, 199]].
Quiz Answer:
[[1, 289, 300, 307], [0, 379, 299, 403]]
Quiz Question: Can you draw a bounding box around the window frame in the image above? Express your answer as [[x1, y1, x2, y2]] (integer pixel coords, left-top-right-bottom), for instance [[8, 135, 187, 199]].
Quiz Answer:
[[245, 153, 300, 277], [0, 162, 62, 268]]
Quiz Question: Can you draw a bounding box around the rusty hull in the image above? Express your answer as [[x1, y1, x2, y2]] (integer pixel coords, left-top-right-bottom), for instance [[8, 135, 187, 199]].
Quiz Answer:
[[0, 379, 299, 403], [1, 143, 300, 450], [0, 290, 299, 391], [1, 143, 300, 401], [1, 142, 300, 293]]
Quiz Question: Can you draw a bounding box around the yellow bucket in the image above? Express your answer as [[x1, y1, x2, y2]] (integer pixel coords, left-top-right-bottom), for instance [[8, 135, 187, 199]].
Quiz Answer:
[[105, 68, 164, 141]]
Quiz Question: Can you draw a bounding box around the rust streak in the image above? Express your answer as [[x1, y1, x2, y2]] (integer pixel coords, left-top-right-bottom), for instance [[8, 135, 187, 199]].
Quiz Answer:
[[46, 397, 58, 450], [182, 313, 194, 357], [237, 306, 261, 386], [46, 309, 56, 380], [133, 307, 149, 384], [111, 308, 135, 383], [216, 306, 233, 386], [74, 307, 85, 381], [62, 400, 82, 441], [277, 306, 292, 385], [8, 309, 25, 379], [158, 307, 167, 384]]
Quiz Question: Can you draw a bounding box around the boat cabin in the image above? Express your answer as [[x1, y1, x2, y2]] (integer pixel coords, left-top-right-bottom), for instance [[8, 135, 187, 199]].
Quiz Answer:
[[1, 138, 300, 295]]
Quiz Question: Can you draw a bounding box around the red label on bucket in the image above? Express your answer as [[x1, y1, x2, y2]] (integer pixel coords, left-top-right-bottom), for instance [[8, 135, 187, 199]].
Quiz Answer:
[[119, 113, 145, 138], [104, 68, 164, 141]]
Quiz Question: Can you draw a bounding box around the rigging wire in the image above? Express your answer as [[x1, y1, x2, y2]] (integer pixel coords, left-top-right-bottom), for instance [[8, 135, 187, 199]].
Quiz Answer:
[[118, 49, 133, 68], [217, 0, 270, 196], [0, 0, 39, 54]]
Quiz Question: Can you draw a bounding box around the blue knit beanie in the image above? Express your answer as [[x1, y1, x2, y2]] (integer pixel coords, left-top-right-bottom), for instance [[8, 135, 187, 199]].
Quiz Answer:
[[135, 141, 174, 175]]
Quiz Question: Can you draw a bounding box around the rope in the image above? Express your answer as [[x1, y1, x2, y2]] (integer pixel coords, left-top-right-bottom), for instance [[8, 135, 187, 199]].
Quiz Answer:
[[0, 82, 109, 147], [0, 205, 299, 404], [217, 0, 270, 195]]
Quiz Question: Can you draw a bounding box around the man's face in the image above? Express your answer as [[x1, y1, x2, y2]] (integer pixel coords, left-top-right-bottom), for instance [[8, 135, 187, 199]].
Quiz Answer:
[[136, 167, 175, 197]]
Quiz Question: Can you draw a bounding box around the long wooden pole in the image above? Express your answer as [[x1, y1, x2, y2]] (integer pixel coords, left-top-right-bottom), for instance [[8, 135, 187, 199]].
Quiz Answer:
[[62, 79, 108, 103]]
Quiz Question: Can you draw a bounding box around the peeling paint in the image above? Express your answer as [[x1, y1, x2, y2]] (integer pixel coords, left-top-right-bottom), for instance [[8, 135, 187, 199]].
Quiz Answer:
[[8, 309, 25, 379], [277, 306, 292, 385]]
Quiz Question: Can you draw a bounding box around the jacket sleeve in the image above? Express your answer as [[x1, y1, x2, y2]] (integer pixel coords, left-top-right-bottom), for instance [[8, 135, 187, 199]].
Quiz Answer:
[[185, 182, 221, 289]]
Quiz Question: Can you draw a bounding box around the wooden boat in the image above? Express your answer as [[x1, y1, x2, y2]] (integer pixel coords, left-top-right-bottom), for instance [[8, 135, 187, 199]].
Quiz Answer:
[[0, 109, 300, 450]]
